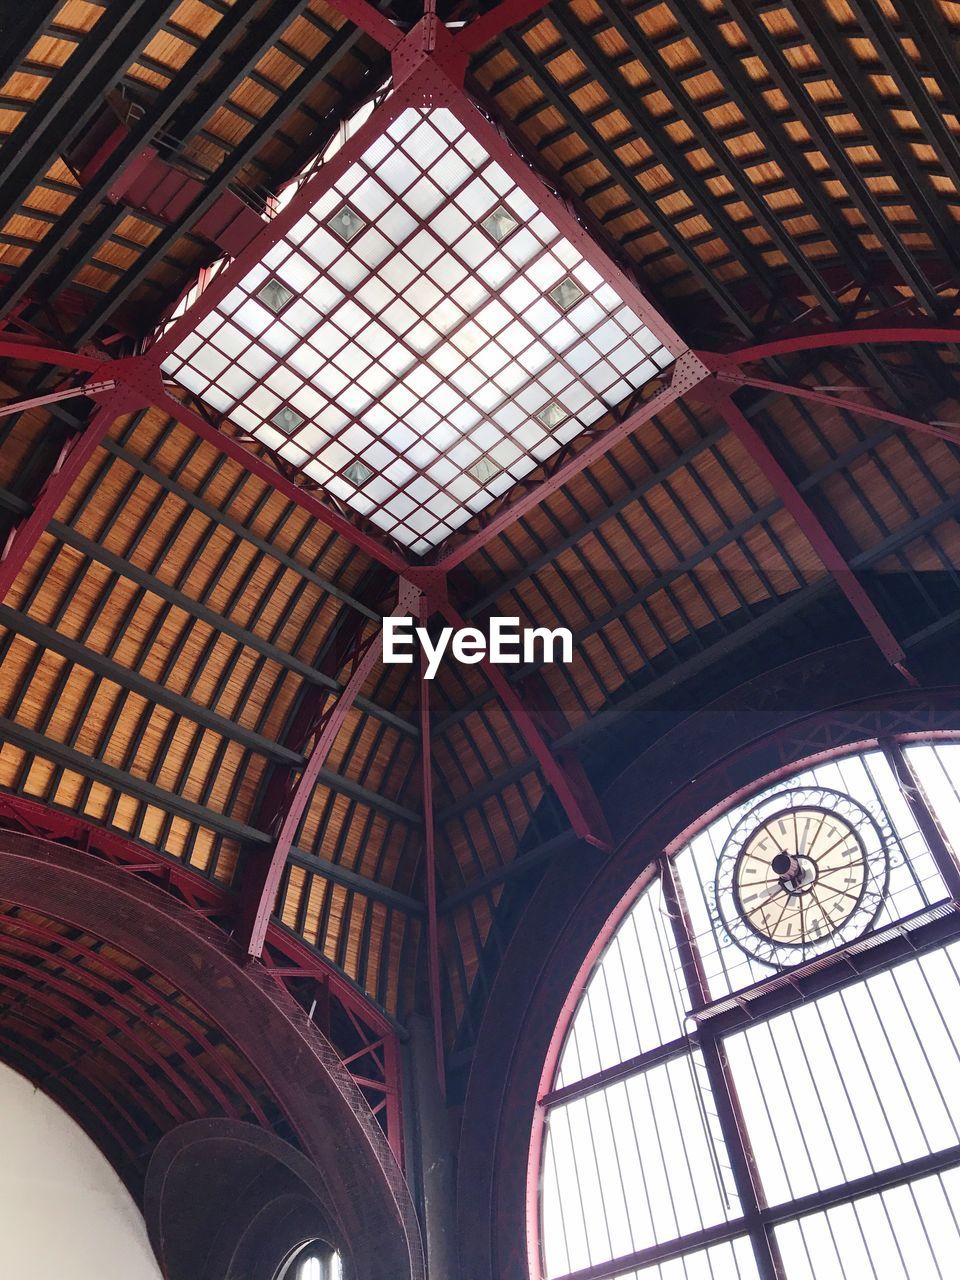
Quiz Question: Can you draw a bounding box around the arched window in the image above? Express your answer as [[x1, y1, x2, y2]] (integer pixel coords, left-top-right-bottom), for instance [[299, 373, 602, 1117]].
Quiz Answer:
[[537, 740, 960, 1280], [276, 1244, 343, 1280]]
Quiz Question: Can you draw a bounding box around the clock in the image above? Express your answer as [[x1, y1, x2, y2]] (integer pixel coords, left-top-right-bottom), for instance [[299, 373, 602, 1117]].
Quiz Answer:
[[714, 786, 891, 967]]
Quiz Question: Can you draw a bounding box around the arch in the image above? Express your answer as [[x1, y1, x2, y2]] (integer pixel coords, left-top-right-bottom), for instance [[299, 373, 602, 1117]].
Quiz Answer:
[[457, 638, 960, 1279], [0, 831, 423, 1280]]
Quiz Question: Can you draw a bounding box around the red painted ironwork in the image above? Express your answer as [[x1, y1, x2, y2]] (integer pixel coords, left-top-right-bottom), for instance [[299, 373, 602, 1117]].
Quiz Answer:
[[238, 606, 393, 960], [714, 323, 960, 365], [0, 792, 404, 1163], [0, 829, 423, 1279], [706, 384, 913, 676], [152, 387, 409, 573], [326, 0, 404, 50], [435, 374, 693, 569], [456, 0, 554, 53], [722, 370, 960, 447], [0, 336, 107, 372], [0, 389, 126, 602], [437, 599, 611, 848], [413, 582, 446, 1091], [0, 378, 117, 419]]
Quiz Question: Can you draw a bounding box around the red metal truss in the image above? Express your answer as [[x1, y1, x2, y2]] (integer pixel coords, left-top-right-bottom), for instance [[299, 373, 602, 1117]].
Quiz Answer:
[[435, 371, 695, 570], [705, 384, 913, 677], [437, 599, 611, 849], [0, 390, 124, 601], [238, 602, 397, 960], [152, 387, 409, 573], [323, 0, 552, 57], [456, 0, 553, 54], [415, 583, 446, 1091], [717, 324, 960, 365], [721, 370, 960, 447], [0, 791, 404, 1162]]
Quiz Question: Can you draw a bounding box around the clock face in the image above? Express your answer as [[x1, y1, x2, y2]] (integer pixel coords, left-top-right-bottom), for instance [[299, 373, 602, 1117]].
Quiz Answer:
[[715, 787, 890, 967]]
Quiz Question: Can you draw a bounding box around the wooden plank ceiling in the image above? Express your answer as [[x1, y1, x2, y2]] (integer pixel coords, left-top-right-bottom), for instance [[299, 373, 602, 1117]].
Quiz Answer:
[[0, 0, 959, 1074]]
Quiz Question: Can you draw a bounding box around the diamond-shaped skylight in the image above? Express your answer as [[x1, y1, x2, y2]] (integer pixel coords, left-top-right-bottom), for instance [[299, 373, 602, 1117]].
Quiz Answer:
[[537, 401, 566, 428], [470, 455, 499, 484], [550, 276, 584, 311], [273, 405, 303, 432], [160, 105, 675, 554], [329, 205, 366, 243], [344, 458, 373, 486], [482, 205, 518, 243], [257, 278, 294, 313]]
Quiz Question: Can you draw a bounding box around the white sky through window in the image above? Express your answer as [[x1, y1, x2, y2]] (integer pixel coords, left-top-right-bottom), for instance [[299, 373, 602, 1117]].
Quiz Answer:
[[539, 742, 960, 1280]]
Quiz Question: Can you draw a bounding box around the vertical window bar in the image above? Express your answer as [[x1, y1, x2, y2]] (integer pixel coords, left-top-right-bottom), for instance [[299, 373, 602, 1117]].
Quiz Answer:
[[660, 856, 788, 1280], [882, 741, 960, 900]]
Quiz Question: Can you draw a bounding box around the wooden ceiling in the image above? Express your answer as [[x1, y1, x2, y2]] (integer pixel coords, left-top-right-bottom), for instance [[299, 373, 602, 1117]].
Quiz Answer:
[[1, 0, 959, 1087]]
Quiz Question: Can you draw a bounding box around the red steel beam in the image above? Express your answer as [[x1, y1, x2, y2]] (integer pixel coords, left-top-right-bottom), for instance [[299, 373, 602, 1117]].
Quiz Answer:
[[416, 585, 446, 1091], [238, 606, 395, 960], [435, 378, 693, 570], [437, 599, 611, 848], [710, 386, 913, 676], [0, 337, 107, 372], [721, 370, 960, 447], [0, 378, 117, 420], [0, 389, 124, 602], [715, 324, 960, 366], [0, 792, 395, 1038], [153, 387, 409, 574], [455, 0, 553, 53], [326, 0, 404, 49]]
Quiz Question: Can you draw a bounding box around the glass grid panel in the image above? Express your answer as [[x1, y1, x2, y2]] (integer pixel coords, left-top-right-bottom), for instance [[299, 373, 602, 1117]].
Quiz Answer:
[[160, 105, 672, 553], [907, 743, 960, 858], [675, 750, 948, 999], [556, 876, 689, 1089], [540, 743, 960, 1280], [541, 1053, 741, 1278], [725, 940, 960, 1204], [605, 1236, 762, 1280], [775, 1165, 960, 1280]]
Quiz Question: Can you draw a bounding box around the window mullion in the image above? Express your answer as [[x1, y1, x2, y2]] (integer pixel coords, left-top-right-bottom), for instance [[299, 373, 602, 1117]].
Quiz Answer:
[[660, 854, 788, 1280]]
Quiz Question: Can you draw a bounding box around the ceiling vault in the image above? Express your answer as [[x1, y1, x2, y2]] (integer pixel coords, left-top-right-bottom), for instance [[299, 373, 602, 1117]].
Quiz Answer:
[[0, 0, 958, 1089]]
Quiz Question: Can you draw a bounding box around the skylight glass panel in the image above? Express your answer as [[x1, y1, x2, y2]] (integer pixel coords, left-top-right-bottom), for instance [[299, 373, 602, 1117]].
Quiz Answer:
[[257, 278, 294, 313], [470, 456, 499, 483], [549, 276, 584, 311], [538, 401, 566, 429], [481, 204, 518, 243], [160, 105, 675, 554], [344, 458, 373, 486], [328, 204, 366, 242], [273, 406, 303, 432]]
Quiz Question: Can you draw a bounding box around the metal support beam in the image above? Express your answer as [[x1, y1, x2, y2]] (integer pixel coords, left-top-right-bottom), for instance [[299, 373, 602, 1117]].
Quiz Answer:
[[721, 371, 960, 449], [238, 602, 397, 959], [435, 377, 693, 570], [415, 584, 446, 1092], [436, 599, 610, 849], [456, 0, 553, 54], [705, 382, 911, 676], [0, 390, 124, 602], [153, 388, 409, 574]]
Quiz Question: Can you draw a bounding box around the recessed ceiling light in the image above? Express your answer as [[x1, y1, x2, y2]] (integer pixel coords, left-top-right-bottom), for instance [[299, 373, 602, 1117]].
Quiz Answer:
[[272, 406, 303, 432], [549, 276, 584, 311], [537, 401, 566, 428], [329, 205, 366, 242], [470, 455, 499, 483], [257, 277, 295, 313], [344, 459, 373, 486], [481, 205, 518, 243]]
